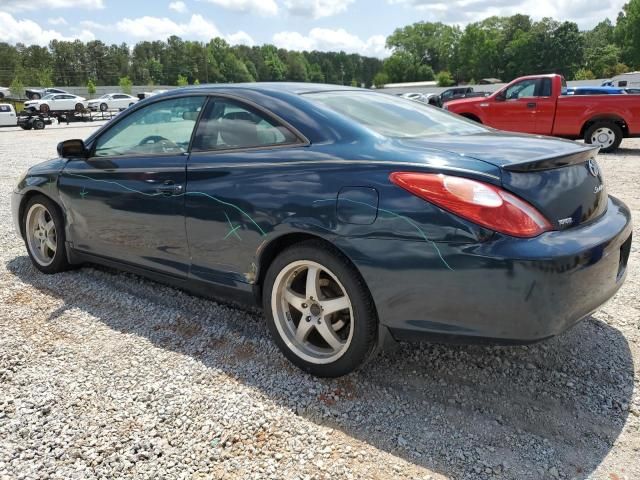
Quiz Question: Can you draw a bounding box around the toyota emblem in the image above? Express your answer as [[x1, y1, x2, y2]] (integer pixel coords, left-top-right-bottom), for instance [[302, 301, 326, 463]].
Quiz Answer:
[[588, 158, 599, 177]]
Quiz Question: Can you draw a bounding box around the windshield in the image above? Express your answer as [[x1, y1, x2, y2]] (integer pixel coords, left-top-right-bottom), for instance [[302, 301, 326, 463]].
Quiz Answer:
[[305, 91, 486, 138], [99, 94, 109, 98], [41, 94, 55, 100]]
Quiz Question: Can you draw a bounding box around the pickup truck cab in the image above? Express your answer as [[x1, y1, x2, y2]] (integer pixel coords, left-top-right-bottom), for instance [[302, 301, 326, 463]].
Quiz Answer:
[[445, 74, 640, 152], [0, 103, 17, 127]]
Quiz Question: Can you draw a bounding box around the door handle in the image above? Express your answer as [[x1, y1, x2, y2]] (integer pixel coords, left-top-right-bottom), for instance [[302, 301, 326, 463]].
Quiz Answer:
[[527, 102, 537, 108], [156, 180, 183, 196]]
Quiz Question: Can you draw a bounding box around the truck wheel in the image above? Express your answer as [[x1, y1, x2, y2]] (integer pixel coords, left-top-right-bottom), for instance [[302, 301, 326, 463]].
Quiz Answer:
[[75, 103, 84, 113], [585, 121, 623, 153], [99, 103, 108, 112], [40, 104, 50, 114], [33, 119, 45, 130]]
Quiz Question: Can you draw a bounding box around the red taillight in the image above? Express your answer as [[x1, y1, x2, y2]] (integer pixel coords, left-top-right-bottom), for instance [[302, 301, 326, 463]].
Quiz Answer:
[[389, 172, 552, 238]]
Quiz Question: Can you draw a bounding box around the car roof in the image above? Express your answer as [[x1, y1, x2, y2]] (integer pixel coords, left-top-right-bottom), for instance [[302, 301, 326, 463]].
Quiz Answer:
[[167, 82, 362, 96]]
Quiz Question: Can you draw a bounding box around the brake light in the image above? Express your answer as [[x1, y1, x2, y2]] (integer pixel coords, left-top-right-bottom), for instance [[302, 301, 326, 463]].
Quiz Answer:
[[389, 172, 552, 238]]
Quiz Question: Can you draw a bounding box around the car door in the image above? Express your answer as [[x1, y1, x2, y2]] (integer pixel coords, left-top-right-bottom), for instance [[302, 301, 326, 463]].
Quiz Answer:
[[484, 78, 539, 133], [531, 77, 556, 135], [58, 95, 206, 277], [185, 96, 305, 286], [113, 94, 129, 109], [48, 94, 64, 110]]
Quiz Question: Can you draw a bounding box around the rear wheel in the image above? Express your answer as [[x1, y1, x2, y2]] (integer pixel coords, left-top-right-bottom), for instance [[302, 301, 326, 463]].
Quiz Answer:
[[263, 241, 378, 377], [99, 103, 108, 112], [75, 103, 84, 113], [585, 121, 623, 153], [31, 93, 41, 100], [22, 195, 71, 274], [33, 119, 45, 130]]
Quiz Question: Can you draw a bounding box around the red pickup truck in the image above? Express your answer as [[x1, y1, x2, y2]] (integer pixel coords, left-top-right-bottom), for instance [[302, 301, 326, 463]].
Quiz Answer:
[[445, 73, 640, 152]]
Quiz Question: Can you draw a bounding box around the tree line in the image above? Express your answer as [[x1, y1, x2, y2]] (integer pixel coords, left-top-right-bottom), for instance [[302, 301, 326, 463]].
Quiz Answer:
[[2, 0, 640, 93], [376, 0, 640, 86], [0, 37, 382, 94]]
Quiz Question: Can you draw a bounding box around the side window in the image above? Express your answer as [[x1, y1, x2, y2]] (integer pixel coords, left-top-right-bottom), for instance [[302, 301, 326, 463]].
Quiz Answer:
[[114, 94, 127, 99], [93, 96, 205, 157], [539, 78, 552, 97], [0, 105, 9, 112], [192, 97, 300, 151], [505, 79, 537, 100], [618, 80, 628, 87]]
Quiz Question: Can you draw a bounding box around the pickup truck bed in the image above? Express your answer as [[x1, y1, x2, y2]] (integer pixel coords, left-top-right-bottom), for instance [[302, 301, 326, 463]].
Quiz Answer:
[[445, 74, 640, 152]]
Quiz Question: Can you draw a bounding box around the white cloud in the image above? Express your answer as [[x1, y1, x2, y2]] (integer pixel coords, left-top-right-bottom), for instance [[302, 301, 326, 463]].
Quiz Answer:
[[48, 17, 67, 25], [199, 0, 278, 16], [169, 1, 188, 13], [0, 12, 94, 45], [386, 0, 625, 29], [79, 20, 109, 30], [283, 0, 355, 19], [2, 0, 104, 12], [273, 28, 390, 57], [227, 31, 255, 46], [116, 14, 222, 40]]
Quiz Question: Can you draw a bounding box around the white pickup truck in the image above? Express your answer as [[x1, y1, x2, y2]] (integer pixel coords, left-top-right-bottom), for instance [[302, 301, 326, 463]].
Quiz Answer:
[[0, 103, 17, 126]]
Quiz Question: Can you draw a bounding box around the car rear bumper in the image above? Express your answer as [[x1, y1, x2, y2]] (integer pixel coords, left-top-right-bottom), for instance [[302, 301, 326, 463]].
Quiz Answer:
[[337, 195, 632, 343]]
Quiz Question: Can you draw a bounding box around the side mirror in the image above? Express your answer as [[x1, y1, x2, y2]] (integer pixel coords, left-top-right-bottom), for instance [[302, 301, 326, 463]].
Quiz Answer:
[[57, 139, 88, 158]]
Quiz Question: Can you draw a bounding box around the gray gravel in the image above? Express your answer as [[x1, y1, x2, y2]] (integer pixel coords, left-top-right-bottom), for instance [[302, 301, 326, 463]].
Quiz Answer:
[[0, 125, 638, 480]]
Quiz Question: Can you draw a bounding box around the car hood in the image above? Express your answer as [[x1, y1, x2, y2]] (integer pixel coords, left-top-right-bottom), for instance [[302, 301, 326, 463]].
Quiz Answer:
[[395, 131, 592, 168], [444, 96, 487, 108]]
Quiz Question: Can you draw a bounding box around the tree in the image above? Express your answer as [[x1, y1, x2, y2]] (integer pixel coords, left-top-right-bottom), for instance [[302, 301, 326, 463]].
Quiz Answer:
[[437, 71, 455, 87], [177, 74, 189, 86], [10, 77, 24, 99], [87, 79, 97, 96], [573, 68, 595, 80], [373, 72, 389, 88], [119, 76, 133, 94]]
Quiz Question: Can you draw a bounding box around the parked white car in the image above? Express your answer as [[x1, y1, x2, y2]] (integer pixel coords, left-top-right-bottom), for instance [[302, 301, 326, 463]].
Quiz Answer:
[[0, 87, 10, 99], [0, 103, 17, 126], [87, 93, 138, 111], [24, 93, 87, 113]]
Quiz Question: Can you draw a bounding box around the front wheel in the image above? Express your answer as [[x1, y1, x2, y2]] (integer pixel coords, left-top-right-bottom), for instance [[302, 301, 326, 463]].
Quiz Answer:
[[585, 121, 623, 153], [263, 241, 378, 377], [22, 195, 71, 274], [99, 103, 108, 112], [33, 119, 45, 130]]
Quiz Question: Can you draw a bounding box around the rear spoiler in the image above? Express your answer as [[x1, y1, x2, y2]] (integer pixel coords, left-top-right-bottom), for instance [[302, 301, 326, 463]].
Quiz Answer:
[[502, 146, 599, 172]]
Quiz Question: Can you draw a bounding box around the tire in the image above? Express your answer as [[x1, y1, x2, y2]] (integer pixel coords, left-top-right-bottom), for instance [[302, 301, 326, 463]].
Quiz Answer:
[[33, 119, 45, 130], [262, 240, 378, 377], [75, 103, 84, 113], [31, 93, 41, 100], [20, 125, 31, 130], [584, 121, 623, 153], [99, 103, 108, 112], [40, 104, 50, 114], [22, 194, 71, 274]]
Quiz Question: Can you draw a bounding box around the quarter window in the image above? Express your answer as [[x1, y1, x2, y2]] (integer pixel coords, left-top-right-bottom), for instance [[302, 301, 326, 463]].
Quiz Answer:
[[93, 96, 205, 157], [192, 98, 299, 151]]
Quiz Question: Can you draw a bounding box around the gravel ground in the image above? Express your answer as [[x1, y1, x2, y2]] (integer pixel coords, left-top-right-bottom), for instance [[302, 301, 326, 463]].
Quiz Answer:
[[0, 124, 638, 480]]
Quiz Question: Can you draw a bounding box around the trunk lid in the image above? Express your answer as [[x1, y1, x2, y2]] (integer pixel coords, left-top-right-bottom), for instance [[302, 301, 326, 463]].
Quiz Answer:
[[397, 132, 607, 230]]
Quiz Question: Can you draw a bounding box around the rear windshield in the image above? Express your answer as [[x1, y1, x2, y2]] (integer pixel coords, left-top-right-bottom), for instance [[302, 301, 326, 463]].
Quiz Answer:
[[305, 91, 486, 138]]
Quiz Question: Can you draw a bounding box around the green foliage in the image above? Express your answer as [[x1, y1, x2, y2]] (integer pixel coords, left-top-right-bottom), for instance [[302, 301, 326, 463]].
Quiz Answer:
[[193, 79, 200, 85], [373, 72, 389, 88], [436, 71, 455, 87], [177, 74, 189, 86], [9, 76, 24, 99], [119, 76, 133, 94], [573, 68, 595, 80], [87, 79, 97, 96]]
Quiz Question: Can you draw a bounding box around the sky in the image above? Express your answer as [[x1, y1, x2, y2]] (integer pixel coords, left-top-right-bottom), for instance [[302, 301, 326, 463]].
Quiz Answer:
[[0, 0, 628, 58]]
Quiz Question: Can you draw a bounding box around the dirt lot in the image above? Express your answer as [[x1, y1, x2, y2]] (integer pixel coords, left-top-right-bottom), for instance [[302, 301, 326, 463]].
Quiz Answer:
[[0, 125, 638, 480]]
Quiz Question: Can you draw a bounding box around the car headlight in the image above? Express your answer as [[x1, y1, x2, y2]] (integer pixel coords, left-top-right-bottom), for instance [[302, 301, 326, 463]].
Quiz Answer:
[[15, 169, 29, 191]]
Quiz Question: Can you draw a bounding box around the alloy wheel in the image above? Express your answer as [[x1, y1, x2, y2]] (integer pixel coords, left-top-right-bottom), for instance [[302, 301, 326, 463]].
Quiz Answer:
[[271, 260, 354, 364], [26, 204, 57, 266]]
